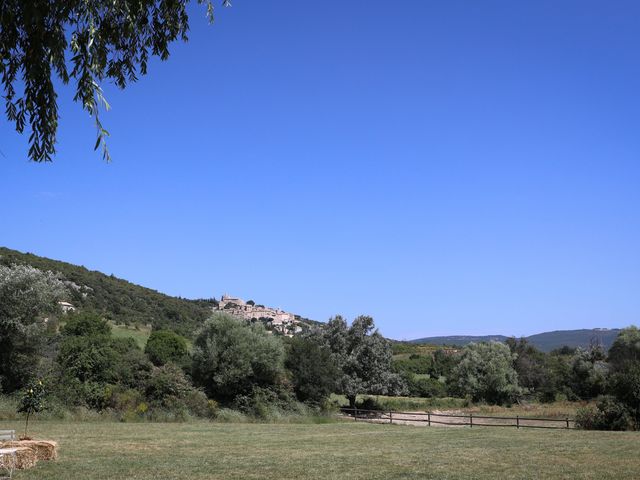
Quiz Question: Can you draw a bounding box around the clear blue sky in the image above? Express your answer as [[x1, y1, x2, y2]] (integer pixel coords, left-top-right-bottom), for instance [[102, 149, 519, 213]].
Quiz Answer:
[[2, 0, 639, 339]]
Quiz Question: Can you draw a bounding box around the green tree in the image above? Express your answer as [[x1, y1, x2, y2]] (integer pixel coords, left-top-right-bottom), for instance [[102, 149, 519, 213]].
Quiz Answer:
[[0, 264, 67, 393], [607, 326, 640, 429], [62, 311, 111, 337], [56, 313, 152, 407], [285, 337, 339, 406], [608, 326, 640, 370], [568, 346, 608, 400], [0, 0, 231, 163], [450, 342, 523, 405], [145, 330, 189, 366], [320, 315, 407, 408], [506, 337, 552, 400], [17, 379, 47, 438], [192, 313, 285, 402]]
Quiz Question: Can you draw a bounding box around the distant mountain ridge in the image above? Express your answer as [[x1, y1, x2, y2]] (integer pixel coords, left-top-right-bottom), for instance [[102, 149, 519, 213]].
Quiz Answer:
[[410, 328, 623, 352]]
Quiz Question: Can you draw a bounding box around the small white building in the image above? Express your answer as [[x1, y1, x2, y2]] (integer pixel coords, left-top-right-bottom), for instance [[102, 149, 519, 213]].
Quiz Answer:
[[58, 301, 76, 313]]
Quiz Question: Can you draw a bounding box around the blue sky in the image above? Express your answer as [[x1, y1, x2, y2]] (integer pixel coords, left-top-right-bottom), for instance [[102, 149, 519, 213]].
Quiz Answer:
[[2, 0, 639, 339]]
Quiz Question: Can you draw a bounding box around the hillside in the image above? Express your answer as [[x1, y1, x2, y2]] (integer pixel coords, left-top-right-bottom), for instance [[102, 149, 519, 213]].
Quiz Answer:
[[526, 328, 621, 352], [0, 246, 322, 337], [0, 247, 215, 337], [410, 328, 622, 352]]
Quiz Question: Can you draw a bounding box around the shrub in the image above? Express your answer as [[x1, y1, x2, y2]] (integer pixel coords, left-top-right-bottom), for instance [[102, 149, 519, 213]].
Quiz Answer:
[[145, 364, 192, 403], [356, 397, 383, 411], [576, 396, 633, 431], [406, 375, 447, 398], [233, 386, 303, 419], [215, 408, 250, 423], [144, 363, 214, 418], [62, 311, 111, 337], [145, 330, 189, 367]]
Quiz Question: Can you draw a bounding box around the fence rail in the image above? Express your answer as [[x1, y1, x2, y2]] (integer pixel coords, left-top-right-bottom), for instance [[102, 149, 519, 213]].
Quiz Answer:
[[339, 407, 575, 430]]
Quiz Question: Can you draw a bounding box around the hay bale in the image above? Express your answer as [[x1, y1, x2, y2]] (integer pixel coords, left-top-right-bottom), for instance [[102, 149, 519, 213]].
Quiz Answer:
[[1, 440, 58, 461], [0, 447, 38, 470], [13, 447, 38, 469]]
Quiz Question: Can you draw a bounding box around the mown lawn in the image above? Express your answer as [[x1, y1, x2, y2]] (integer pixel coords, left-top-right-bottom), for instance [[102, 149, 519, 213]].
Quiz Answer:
[[6, 421, 639, 480]]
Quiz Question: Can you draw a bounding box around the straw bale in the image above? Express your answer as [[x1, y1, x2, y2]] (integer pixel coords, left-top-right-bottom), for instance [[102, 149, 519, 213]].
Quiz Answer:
[[1, 440, 58, 461], [13, 447, 38, 469], [0, 447, 38, 470]]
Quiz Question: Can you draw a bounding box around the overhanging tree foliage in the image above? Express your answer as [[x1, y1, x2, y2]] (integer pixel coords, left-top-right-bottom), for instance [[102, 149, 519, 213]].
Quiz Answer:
[[0, 0, 231, 162]]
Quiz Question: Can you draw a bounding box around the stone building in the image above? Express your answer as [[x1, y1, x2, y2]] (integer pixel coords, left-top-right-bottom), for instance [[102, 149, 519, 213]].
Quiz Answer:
[[214, 294, 301, 336]]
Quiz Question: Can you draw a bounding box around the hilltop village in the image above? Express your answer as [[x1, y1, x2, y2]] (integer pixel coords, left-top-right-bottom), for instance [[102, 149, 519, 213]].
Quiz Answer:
[[214, 294, 303, 336]]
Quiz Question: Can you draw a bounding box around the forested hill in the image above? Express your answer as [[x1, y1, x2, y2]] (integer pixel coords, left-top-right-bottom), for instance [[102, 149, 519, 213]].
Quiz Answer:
[[410, 328, 622, 352], [0, 247, 215, 337]]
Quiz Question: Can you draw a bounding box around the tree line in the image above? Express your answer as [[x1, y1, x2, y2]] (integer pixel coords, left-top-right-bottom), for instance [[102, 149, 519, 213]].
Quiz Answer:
[[392, 332, 640, 430], [1, 262, 639, 430], [0, 263, 403, 420]]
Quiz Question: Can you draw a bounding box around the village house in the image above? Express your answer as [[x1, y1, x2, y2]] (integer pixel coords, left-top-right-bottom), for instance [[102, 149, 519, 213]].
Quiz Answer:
[[58, 301, 76, 313]]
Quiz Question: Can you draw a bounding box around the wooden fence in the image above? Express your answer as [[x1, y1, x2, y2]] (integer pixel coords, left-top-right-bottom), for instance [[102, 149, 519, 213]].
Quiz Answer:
[[340, 407, 575, 430]]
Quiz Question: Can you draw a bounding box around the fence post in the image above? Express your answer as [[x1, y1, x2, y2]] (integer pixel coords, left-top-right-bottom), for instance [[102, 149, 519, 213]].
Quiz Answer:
[[566, 417, 569, 429], [516, 415, 519, 429], [428, 412, 431, 427], [389, 410, 393, 424], [470, 413, 473, 428]]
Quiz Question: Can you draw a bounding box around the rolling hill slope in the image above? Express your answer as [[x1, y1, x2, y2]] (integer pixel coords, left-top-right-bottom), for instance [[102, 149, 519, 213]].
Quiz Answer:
[[0, 246, 321, 337], [410, 328, 622, 352], [0, 246, 215, 337]]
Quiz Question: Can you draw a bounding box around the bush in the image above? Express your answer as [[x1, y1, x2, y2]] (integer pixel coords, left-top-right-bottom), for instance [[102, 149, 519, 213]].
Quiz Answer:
[[233, 386, 304, 419], [145, 330, 189, 367], [145, 364, 192, 403], [576, 396, 633, 431], [145, 363, 214, 418], [356, 397, 383, 411], [406, 375, 447, 398], [62, 311, 111, 337], [215, 408, 250, 423]]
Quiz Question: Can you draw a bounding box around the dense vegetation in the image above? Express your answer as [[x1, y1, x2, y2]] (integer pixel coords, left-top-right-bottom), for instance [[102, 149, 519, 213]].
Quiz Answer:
[[391, 334, 640, 430], [0, 247, 216, 337], [2, 256, 639, 430], [0, 262, 404, 422]]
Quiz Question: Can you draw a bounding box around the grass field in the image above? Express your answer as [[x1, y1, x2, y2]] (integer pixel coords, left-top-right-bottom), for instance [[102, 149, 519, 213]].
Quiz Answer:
[[109, 322, 152, 349], [5, 421, 639, 479]]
